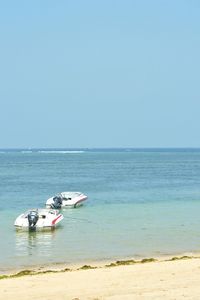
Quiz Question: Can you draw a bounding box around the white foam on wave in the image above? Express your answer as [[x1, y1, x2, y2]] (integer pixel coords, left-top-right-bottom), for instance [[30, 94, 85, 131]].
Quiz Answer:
[[38, 150, 85, 154], [21, 151, 33, 153]]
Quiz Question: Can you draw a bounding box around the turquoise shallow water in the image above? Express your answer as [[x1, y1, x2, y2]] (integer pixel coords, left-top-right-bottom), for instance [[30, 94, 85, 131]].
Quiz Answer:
[[1, 149, 200, 272]]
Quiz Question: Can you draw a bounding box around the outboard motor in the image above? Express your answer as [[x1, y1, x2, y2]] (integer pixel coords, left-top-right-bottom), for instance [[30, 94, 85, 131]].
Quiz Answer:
[[28, 210, 39, 229], [51, 196, 62, 209]]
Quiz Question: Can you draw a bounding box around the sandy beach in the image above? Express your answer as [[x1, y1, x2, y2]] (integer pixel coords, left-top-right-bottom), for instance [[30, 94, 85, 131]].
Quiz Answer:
[[1, 256, 200, 300]]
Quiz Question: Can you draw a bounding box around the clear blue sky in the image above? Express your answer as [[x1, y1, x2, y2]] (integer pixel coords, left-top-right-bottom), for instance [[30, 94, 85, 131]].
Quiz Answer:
[[0, 0, 200, 148]]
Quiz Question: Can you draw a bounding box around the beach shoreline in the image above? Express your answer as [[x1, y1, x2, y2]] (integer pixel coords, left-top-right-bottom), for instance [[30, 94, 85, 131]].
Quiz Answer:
[[1, 251, 199, 276], [1, 254, 200, 299]]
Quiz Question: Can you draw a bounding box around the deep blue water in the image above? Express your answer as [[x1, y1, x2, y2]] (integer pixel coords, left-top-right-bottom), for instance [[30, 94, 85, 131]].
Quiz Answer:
[[1, 148, 200, 273]]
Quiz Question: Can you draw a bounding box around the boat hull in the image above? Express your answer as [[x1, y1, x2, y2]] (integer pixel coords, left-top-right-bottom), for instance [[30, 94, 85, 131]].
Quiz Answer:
[[14, 209, 64, 230]]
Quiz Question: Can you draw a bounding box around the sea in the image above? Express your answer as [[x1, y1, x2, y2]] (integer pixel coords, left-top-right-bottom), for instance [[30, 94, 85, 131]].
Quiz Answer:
[[1, 148, 200, 273]]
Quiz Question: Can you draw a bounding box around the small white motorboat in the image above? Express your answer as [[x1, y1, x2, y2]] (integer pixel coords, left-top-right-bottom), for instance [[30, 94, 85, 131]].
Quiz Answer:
[[46, 191, 88, 209], [14, 208, 64, 230]]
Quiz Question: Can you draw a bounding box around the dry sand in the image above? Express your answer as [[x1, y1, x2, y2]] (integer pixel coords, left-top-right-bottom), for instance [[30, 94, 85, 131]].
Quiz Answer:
[[0, 257, 200, 300]]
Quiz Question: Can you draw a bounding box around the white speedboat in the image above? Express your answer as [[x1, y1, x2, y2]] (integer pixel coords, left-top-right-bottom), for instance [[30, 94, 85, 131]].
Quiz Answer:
[[14, 208, 63, 230], [46, 191, 88, 209]]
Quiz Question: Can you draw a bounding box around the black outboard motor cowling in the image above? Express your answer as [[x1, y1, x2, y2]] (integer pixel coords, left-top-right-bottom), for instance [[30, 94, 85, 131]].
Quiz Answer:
[[28, 211, 39, 228], [51, 196, 62, 209]]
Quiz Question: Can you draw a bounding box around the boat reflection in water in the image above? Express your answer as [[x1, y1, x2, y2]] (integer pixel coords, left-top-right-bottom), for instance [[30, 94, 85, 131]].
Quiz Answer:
[[15, 229, 58, 262]]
